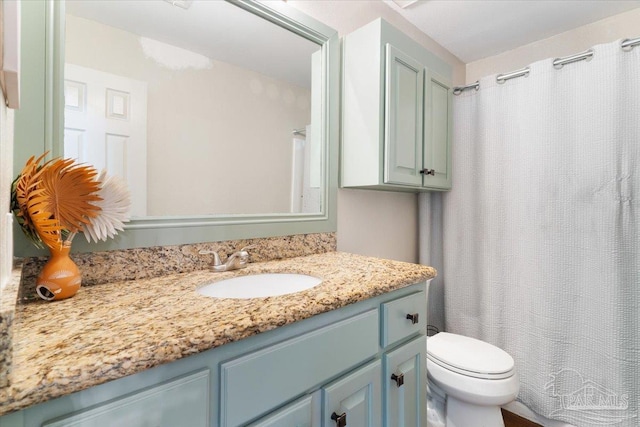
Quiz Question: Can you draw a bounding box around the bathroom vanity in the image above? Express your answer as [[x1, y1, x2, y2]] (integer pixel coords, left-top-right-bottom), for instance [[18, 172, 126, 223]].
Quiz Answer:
[[0, 252, 435, 427], [4, 0, 439, 424]]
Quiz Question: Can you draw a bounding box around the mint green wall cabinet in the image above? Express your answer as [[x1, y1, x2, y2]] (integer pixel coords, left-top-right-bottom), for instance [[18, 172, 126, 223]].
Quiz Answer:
[[0, 283, 428, 427], [341, 19, 453, 192]]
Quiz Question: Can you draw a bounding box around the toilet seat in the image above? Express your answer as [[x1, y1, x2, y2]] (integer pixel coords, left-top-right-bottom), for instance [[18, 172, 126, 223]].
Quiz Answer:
[[427, 333, 515, 380]]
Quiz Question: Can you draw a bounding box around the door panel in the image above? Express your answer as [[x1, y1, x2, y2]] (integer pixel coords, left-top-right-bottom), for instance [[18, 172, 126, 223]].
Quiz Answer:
[[64, 64, 148, 217], [384, 44, 424, 187], [323, 360, 381, 427], [423, 70, 452, 189], [249, 394, 316, 427], [384, 336, 426, 427]]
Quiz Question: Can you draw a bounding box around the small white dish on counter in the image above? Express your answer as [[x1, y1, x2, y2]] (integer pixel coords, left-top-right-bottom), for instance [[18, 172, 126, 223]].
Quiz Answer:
[[197, 273, 322, 299]]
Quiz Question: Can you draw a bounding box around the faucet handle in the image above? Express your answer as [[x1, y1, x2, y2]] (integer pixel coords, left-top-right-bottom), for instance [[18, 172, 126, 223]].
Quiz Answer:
[[237, 245, 255, 261], [198, 249, 222, 266]]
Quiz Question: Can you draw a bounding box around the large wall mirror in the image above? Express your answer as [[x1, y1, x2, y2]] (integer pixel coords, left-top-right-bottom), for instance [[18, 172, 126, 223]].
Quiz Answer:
[[14, 0, 339, 256]]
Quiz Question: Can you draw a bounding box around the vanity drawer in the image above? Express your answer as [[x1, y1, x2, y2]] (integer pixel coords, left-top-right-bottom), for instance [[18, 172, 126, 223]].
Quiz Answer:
[[220, 309, 379, 427], [42, 370, 210, 427], [381, 291, 426, 348]]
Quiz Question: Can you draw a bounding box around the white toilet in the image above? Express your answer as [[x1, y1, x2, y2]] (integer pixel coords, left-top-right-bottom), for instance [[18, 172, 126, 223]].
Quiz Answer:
[[426, 332, 520, 427]]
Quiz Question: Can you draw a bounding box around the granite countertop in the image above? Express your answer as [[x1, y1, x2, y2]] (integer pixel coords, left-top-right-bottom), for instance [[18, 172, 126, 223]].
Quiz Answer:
[[0, 251, 436, 416]]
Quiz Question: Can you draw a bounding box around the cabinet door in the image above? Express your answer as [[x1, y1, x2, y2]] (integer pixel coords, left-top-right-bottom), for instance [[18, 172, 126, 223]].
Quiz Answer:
[[323, 360, 381, 427], [423, 70, 452, 189], [383, 336, 426, 427], [41, 370, 210, 427], [0, 412, 23, 427], [221, 310, 378, 427], [249, 394, 317, 427], [384, 44, 424, 187]]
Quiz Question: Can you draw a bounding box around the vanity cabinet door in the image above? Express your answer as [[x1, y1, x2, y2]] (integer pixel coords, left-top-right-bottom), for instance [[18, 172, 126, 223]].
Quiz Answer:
[[384, 44, 425, 187], [423, 70, 452, 190], [248, 394, 317, 427], [383, 336, 426, 427], [40, 370, 210, 427], [221, 310, 378, 427], [322, 360, 382, 427]]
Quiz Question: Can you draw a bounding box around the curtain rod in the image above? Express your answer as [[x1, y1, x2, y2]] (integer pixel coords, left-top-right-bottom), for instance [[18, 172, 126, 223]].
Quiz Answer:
[[497, 67, 530, 84], [622, 36, 640, 50], [552, 48, 594, 69], [453, 36, 640, 95], [453, 81, 479, 95]]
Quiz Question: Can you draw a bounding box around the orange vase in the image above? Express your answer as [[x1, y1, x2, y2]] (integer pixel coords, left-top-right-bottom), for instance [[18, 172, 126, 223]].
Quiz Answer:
[[36, 244, 81, 301]]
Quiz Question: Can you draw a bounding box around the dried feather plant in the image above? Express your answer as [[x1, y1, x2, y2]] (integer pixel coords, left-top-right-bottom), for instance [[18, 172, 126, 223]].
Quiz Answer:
[[11, 155, 131, 250], [82, 170, 131, 243], [11, 154, 48, 247], [32, 158, 102, 249]]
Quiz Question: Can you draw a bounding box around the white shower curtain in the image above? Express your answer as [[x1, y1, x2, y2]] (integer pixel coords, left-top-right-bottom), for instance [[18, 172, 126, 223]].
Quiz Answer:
[[443, 39, 639, 426]]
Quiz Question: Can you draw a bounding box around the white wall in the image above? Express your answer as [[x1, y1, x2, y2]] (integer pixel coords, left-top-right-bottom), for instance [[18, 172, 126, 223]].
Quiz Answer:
[[337, 189, 418, 262], [288, 0, 465, 86], [66, 15, 312, 216], [0, 94, 14, 291], [466, 8, 640, 83], [288, 0, 466, 263]]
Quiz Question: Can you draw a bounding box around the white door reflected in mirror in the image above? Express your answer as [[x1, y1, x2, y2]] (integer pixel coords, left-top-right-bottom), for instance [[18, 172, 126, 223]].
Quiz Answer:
[[64, 64, 148, 217]]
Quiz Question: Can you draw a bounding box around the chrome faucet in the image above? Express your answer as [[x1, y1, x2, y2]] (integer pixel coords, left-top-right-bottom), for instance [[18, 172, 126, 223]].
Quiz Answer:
[[199, 246, 254, 272]]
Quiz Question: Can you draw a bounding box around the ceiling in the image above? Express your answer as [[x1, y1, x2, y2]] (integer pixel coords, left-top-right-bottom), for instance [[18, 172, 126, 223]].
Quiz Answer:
[[66, 0, 320, 88], [65, 0, 640, 80], [383, 0, 640, 63]]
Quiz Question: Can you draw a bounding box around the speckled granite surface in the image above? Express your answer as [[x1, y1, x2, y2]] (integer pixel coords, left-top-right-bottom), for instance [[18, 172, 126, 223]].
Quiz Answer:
[[19, 233, 336, 301], [0, 267, 21, 388], [2, 233, 335, 391], [0, 251, 435, 416]]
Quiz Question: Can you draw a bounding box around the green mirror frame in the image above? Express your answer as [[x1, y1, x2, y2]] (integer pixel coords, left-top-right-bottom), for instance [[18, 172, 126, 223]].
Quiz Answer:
[[14, 0, 339, 257]]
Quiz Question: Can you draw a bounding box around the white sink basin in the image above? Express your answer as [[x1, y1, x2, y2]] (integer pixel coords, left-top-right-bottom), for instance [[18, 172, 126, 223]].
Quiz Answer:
[[197, 273, 322, 299]]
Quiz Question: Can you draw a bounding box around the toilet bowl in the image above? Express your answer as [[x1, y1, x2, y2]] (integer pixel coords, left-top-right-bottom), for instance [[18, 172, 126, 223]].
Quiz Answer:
[[426, 332, 519, 427]]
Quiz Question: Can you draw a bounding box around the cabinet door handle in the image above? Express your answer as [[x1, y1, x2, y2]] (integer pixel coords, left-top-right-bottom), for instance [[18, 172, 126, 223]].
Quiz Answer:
[[331, 412, 347, 427], [391, 373, 405, 387], [419, 168, 435, 176], [406, 313, 419, 324]]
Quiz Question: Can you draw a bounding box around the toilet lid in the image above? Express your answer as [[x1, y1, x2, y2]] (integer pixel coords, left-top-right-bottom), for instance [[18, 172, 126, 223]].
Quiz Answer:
[[427, 333, 515, 379]]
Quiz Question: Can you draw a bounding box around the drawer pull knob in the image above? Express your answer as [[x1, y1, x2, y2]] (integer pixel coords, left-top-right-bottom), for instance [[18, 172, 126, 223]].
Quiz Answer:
[[391, 373, 405, 387], [406, 313, 419, 324], [420, 168, 435, 176], [331, 412, 347, 427]]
